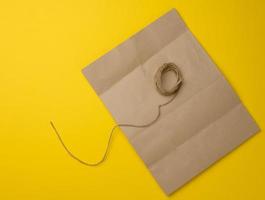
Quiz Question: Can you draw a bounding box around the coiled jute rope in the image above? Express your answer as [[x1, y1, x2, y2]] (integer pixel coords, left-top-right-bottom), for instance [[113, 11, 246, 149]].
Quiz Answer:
[[50, 62, 183, 166]]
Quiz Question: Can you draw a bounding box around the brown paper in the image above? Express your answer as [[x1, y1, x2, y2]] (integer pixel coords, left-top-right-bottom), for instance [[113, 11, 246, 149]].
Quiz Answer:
[[82, 9, 260, 195]]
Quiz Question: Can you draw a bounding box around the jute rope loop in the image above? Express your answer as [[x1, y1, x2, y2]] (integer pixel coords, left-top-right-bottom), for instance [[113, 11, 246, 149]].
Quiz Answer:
[[50, 63, 183, 166], [155, 63, 182, 96]]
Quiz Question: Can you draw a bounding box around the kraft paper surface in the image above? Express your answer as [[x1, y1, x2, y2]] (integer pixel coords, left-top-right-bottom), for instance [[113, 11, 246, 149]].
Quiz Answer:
[[82, 9, 260, 195]]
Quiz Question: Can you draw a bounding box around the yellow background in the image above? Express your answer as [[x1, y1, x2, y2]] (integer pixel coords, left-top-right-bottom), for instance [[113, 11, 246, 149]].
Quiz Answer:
[[0, 0, 264, 199]]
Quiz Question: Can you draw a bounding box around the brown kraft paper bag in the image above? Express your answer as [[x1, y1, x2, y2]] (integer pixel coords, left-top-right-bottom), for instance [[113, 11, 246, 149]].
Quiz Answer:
[[82, 9, 260, 195]]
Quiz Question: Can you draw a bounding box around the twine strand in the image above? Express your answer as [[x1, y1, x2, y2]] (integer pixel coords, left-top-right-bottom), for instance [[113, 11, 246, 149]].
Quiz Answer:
[[50, 63, 182, 166]]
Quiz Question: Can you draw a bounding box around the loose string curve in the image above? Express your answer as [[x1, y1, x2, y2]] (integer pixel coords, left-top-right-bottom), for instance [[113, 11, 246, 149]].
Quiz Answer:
[[50, 62, 183, 166]]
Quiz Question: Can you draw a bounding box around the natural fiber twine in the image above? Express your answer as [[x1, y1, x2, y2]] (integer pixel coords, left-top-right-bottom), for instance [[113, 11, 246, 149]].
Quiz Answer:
[[50, 63, 183, 166]]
